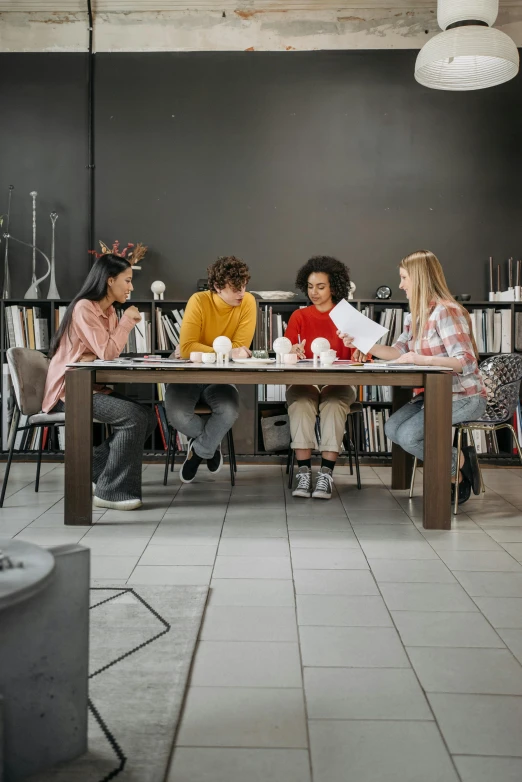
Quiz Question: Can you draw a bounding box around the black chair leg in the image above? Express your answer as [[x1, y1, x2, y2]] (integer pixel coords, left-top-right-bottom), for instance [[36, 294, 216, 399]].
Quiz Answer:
[[35, 425, 44, 493], [227, 431, 235, 486], [170, 429, 178, 472], [288, 448, 295, 489], [0, 408, 20, 508], [346, 418, 354, 475], [286, 447, 292, 475], [164, 426, 173, 486], [230, 431, 237, 473], [353, 413, 362, 490]]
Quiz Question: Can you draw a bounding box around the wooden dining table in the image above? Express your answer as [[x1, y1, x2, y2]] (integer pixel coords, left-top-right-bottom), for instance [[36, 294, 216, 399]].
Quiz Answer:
[[64, 361, 453, 529]]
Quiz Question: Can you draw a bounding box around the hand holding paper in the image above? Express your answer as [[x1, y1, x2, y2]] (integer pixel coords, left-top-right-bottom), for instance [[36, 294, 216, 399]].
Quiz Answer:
[[329, 299, 388, 355]]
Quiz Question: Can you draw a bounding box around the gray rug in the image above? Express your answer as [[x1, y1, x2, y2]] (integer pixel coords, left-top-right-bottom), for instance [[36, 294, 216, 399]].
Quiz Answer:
[[29, 584, 208, 782]]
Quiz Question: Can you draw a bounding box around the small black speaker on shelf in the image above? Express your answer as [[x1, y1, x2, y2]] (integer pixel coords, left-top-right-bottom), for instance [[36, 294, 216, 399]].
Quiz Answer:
[[197, 278, 209, 291]]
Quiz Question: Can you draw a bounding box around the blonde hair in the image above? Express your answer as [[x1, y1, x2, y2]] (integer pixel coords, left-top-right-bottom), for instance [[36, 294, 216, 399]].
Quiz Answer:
[[400, 250, 479, 359]]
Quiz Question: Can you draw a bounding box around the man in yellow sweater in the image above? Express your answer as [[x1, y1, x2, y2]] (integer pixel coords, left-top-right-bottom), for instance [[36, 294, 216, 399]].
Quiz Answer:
[[165, 256, 257, 483]]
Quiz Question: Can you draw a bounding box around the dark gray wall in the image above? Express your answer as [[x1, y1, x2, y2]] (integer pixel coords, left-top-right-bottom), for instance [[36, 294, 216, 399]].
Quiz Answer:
[[0, 54, 89, 299], [1, 51, 521, 301]]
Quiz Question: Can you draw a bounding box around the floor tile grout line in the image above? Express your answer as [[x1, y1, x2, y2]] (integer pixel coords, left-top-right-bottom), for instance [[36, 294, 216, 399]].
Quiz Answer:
[[453, 752, 522, 759], [166, 477, 234, 775], [283, 463, 315, 782], [169, 476, 234, 757], [174, 743, 309, 750], [441, 576, 522, 673], [121, 472, 189, 581], [337, 482, 465, 782]]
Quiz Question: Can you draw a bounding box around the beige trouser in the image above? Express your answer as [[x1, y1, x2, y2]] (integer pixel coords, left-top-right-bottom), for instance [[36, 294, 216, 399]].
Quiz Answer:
[[286, 384, 357, 453]]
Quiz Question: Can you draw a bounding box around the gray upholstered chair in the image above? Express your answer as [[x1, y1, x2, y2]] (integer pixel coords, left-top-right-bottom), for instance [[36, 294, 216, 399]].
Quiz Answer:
[[0, 347, 65, 507], [409, 354, 522, 514]]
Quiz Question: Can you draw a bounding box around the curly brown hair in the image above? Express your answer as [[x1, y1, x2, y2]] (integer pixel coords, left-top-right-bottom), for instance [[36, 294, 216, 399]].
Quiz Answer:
[[295, 256, 351, 304], [207, 256, 251, 292]]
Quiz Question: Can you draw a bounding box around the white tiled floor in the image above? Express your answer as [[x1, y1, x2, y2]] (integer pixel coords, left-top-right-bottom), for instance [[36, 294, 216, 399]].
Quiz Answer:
[[3, 460, 522, 781]]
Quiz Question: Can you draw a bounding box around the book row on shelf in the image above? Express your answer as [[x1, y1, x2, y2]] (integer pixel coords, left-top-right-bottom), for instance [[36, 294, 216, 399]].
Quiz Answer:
[[0, 299, 521, 461], [469, 309, 521, 354], [361, 306, 405, 347], [253, 304, 300, 352], [258, 385, 287, 402], [5, 305, 51, 351], [154, 307, 185, 352], [5, 302, 522, 357], [155, 383, 188, 452], [361, 406, 393, 454]]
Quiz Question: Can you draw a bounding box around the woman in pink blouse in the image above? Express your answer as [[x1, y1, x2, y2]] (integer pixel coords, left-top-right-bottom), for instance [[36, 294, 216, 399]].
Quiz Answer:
[[42, 253, 156, 511], [339, 250, 487, 505]]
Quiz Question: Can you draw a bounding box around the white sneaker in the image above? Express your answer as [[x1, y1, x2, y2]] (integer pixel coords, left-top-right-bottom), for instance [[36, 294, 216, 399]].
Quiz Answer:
[[292, 466, 312, 498], [312, 467, 334, 500], [93, 496, 143, 511]]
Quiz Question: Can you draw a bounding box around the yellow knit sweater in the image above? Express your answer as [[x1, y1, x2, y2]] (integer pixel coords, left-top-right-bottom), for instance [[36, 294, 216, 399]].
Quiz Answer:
[[179, 290, 257, 358]]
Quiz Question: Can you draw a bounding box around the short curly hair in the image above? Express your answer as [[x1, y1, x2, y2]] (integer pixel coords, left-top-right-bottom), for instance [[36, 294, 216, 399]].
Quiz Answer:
[[207, 256, 251, 292], [295, 255, 350, 304]]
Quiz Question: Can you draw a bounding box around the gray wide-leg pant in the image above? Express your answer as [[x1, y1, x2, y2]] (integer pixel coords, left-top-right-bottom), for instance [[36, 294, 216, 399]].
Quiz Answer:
[[55, 392, 156, 501]]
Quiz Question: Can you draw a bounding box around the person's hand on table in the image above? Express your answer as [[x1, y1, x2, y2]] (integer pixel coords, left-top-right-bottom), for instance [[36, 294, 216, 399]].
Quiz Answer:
[[231, 346, 252, 359], [395, 351, 426, 365], [125, 305, 142, 323], [173, 345, 181, 359], [352, 349, 369, 363], [290, 339, 306, 359]]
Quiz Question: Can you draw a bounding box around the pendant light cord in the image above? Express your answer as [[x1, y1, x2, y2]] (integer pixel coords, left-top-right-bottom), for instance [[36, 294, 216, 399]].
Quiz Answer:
[[87, 0, 95, 258]]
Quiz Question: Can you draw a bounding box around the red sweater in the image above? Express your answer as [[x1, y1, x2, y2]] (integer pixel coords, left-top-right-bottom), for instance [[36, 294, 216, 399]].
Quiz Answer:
[[285, 305, 354, 360]]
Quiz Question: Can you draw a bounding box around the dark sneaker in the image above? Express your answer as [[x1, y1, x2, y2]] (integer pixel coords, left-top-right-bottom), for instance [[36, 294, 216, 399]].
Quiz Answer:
[[207, 443, 223, 474], [312, 467, 334, 500], [461, 446, 481, 495], [292, 466, 312, 498], [180, 439, 203, 484]]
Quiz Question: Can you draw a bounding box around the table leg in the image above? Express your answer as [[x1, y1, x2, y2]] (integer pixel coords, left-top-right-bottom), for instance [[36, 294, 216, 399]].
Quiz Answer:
[[64, 369, 93, 526], [423, 373, 452, 530], [391, 386, 413, 490]]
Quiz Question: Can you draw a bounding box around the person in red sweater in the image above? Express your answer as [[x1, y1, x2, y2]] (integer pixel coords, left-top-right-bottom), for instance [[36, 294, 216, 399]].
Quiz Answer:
[[285, 256, 356, 500]]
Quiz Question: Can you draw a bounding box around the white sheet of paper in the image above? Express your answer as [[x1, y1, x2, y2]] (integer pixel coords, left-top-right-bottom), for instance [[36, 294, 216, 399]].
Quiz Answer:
[[329, 299, 389, 354]]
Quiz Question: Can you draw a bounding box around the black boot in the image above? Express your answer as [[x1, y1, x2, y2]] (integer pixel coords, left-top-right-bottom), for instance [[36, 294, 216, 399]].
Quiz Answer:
[[461, 446, 481, 496], [457, 475, 472, 505]]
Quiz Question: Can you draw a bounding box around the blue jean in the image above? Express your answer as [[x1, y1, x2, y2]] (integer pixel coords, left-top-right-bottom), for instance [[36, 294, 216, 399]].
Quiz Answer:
[[385, 394, 487, 476], [164, 383, 239, 459]]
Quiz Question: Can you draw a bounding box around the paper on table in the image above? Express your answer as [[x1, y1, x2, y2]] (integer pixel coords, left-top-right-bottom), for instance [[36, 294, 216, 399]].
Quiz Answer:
[[329, 299, 388, 354]]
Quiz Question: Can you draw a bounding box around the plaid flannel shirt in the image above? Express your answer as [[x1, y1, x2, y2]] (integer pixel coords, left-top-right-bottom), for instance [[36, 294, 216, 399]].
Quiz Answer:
[[393, 301, 486, 399]]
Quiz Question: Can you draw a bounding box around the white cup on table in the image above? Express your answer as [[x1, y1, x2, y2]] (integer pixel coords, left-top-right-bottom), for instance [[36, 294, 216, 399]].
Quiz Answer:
[[320, 349, 337, 365]]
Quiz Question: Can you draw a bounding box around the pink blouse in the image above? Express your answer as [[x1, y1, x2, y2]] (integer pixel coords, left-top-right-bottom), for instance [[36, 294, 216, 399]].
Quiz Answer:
[[42, 299, 135, 412]]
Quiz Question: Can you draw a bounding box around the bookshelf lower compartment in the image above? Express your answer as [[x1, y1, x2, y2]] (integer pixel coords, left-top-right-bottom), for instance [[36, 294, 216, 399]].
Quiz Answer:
[[3, 451, 521, 470]]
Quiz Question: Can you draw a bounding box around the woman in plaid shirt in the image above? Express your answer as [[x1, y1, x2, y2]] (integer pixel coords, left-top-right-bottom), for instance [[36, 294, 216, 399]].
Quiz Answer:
[[339, 250, 487, 504]]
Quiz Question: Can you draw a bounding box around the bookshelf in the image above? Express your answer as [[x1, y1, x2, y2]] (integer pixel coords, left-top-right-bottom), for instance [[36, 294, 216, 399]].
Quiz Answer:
[[2, 297, 521, 465]]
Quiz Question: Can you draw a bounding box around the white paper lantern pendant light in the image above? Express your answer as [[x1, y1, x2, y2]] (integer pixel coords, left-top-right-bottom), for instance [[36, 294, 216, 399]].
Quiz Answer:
[[415, 0, 519, 91]]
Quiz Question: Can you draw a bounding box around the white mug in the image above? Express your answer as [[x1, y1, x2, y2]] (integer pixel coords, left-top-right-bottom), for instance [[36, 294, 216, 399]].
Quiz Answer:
[[190, 351, 203, 363], [202, 353, 216, 364], [320, 349, 337, 365]]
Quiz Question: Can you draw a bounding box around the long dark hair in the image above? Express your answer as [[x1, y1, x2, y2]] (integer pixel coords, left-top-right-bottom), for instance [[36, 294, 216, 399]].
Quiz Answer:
[[48, 253, 131, 359]]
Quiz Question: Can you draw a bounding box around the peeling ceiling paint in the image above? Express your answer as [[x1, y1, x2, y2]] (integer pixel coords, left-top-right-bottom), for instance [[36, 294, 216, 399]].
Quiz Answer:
[[1, 1, 522, 11]]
